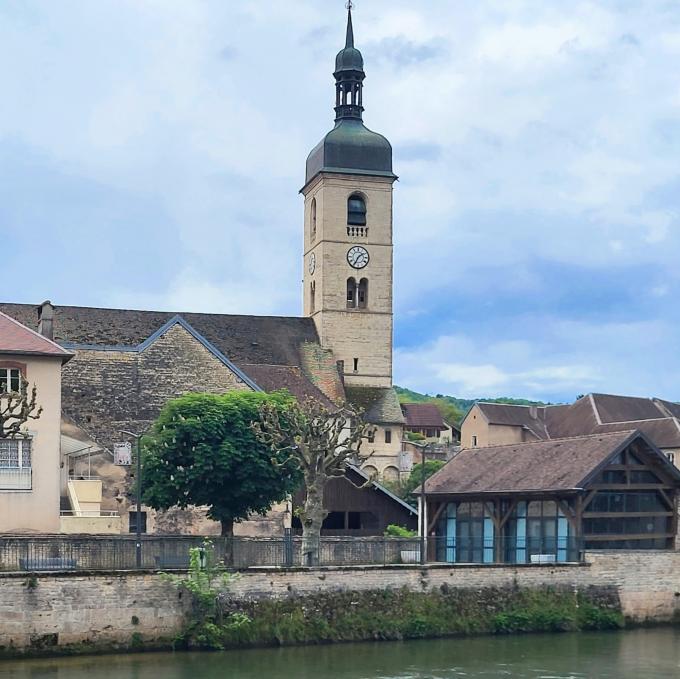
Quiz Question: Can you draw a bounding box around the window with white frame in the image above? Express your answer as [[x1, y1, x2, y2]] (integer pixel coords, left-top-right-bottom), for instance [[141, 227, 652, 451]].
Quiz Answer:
[[471, 435, 478, 447], [0, 439, 32, 469], [0, 438, 32, 490], [0, 368, 21, 393]]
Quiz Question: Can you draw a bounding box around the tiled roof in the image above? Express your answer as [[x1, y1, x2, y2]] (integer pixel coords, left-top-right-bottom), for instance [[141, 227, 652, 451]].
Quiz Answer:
[[424, 430, 679, 496], [475, 402, 550, 440], [241, 363, 338, 410], [590, 393, 666, 424], [401, 403, 445, 428], [0, 311, 72, 361], [0, 303, 318, 368], [345, 386, 405, 424], [472, 393, 680, 450]]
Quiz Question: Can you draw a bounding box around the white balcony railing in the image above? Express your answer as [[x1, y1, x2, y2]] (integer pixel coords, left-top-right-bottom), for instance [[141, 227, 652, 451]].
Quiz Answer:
[[0, 468, 32, 490]]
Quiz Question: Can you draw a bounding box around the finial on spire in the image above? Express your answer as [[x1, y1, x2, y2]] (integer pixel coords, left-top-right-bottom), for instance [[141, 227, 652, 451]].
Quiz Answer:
[[345, 1, 355, 48]]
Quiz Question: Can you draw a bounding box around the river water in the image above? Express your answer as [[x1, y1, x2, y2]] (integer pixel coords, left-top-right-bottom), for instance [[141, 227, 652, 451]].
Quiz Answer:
[[1, 629, 680, 678]]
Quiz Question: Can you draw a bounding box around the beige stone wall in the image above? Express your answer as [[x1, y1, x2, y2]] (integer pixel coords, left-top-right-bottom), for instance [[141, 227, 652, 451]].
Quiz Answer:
[[303, 173, 395, 389], [362, 424, 404, 481], [0, 355, 63, 534], [2, 550, 680, 654]]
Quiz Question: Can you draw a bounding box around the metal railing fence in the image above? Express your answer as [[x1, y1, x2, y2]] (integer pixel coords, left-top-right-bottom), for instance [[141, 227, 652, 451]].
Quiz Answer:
[[0, 534, 584, 572]]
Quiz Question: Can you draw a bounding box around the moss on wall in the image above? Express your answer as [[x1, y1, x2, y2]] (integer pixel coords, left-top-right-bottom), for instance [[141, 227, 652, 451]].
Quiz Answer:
[[181, 585, 623, 650]]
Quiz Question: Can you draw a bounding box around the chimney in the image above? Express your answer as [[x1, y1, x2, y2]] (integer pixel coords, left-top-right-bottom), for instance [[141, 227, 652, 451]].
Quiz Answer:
[[336, 360, 345, 385], [529, 405, 538, 420], [37, 300, 55, 340]]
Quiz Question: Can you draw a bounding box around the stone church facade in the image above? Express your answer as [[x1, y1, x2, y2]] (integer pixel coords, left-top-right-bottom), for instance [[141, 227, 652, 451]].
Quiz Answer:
[[0, 8, 408, 535]]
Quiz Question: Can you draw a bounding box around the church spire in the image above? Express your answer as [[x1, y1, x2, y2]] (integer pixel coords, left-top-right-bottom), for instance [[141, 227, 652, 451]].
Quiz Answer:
[[345, 5, 355, 48], [334, 4, 365, 122]]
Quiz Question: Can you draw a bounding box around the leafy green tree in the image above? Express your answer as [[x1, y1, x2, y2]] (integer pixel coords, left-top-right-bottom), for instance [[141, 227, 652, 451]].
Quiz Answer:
[[142, 391, 301, 537], [401, 460, 446, 505]]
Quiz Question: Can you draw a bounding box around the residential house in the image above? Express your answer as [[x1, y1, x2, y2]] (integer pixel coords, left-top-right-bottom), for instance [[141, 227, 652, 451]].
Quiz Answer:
[[0, 311, 72, 533], [401, 403, 459, 444]]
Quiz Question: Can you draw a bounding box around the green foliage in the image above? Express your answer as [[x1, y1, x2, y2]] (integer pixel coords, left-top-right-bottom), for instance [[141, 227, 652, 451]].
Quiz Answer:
[[405, 431, 426, 442], [142, 390, 301, 531], [208, 586, 622, 649], [399, 460, 446, 503], [384, 524, 417, 537], [162, 542, 250, 650]]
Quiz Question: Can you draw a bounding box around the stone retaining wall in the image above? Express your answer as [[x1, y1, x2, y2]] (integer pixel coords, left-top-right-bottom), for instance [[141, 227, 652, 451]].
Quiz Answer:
[[1, 550, 679, 656]]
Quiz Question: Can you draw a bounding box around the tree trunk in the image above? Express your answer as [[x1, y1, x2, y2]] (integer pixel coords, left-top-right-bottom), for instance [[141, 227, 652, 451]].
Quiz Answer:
[[301, 475, 326, 567], [221, 517, 234, 567]]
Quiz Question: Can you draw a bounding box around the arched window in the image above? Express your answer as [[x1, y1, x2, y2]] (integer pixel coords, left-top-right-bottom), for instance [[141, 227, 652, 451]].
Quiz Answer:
[[310, 198, 317, 242], [358, 278, 368, 309], [310, 281, 316, 314], [346, 277, 356, 308], [383, 466, 400, 484], [363, 465, 378, 480], [347, 194, 366, 226]]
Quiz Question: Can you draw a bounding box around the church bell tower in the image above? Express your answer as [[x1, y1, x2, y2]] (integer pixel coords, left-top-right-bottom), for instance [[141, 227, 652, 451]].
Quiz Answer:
[[302, 6, 397, 389]]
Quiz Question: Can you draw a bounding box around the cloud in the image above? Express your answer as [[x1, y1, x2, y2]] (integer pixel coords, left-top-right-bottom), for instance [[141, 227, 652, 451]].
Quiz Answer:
[[1, 0, 680, 400]]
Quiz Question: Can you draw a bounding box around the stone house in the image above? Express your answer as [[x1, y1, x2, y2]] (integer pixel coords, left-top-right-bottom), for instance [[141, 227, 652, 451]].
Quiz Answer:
[[401, 403, 458, 444]]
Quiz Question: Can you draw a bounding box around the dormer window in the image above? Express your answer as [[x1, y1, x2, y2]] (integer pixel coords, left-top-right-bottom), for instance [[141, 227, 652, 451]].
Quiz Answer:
[[0, 368, 21, 394], [347, 194, 366, 226]]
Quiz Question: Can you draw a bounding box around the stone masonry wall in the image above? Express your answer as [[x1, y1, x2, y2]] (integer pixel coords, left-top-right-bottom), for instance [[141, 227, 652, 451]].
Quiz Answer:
[[1, 551, 679, 656]]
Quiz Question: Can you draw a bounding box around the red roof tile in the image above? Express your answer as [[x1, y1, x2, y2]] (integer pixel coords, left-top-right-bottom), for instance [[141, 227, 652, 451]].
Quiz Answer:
[[0, 311, 72, 360]]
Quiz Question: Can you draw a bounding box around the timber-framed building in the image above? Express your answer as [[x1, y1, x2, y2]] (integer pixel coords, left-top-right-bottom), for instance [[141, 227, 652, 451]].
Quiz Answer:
[[422, 430, 680, 563]]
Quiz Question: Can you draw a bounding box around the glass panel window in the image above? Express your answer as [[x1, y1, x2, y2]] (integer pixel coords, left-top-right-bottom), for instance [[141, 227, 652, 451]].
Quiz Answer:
[[0, 439, 31, 468], [630, 470, 659, 484], [0, 368, 21, 393]]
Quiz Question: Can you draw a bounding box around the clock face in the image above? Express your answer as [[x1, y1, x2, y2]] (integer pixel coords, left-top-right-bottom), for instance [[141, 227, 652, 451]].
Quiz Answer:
[[347, 246, 369, 269], [308, 253, 316, 275]]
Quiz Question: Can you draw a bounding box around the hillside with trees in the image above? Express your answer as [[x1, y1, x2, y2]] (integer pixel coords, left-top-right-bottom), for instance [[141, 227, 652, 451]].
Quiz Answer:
[[394, 386, 549, 426]]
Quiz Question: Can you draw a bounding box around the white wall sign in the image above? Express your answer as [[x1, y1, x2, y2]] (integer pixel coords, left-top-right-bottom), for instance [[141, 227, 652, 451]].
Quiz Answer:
[[113, 442, 132, 466]]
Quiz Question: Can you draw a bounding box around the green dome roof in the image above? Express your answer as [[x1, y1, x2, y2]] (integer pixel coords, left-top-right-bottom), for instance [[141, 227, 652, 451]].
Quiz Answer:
[[335, 46, 364, 73], [305, 119, 395, 185]]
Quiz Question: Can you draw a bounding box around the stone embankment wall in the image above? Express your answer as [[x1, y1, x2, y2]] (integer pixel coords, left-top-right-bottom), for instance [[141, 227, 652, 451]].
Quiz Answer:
[[0, 550, 678, 656]]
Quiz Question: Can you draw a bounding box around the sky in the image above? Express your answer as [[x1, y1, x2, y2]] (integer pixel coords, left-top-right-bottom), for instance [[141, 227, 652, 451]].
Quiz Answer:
[[2, 0, 680, 403]]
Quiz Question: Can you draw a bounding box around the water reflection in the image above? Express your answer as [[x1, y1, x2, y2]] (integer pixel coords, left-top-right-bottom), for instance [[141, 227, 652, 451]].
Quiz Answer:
[[1, 629, 680, 678]]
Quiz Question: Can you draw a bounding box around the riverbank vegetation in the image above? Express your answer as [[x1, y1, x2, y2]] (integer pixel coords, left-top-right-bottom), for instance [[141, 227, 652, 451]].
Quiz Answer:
[[169, 552, 623, 650]]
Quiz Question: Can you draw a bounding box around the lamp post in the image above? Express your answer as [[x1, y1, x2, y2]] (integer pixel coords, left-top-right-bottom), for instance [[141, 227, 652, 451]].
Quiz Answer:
[[410, 440, 430, 565], [120, 430, 143, 568]]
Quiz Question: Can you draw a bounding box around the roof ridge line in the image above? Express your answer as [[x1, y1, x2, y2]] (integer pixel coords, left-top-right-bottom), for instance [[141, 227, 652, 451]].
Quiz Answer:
[[463, 429, 637, 451], [598, 416, 675, 425]]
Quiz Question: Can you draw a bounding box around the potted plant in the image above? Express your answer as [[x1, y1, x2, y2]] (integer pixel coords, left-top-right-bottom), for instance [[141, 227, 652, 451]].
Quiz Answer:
[[384, 524, 419, 563]]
